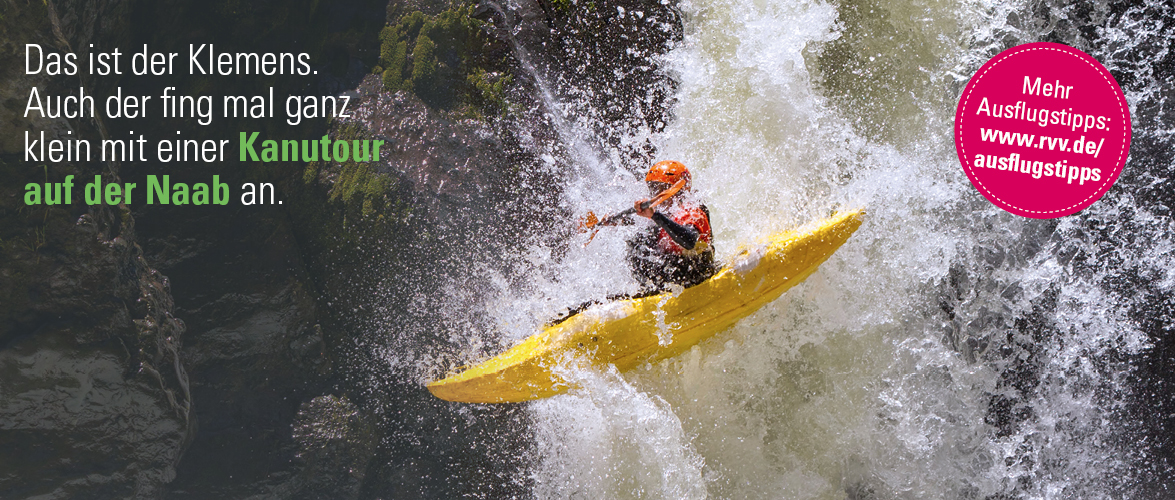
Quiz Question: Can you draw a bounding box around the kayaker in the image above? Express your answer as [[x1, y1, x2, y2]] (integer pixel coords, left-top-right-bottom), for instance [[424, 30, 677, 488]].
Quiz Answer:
[[578, 161, 716, 292], [625, 161, 717, 290], [554, 161, 717, 324]]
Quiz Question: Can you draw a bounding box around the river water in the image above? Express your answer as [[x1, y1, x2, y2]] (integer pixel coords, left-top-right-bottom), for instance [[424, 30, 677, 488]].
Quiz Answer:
[[399, 0, 1174, 498]]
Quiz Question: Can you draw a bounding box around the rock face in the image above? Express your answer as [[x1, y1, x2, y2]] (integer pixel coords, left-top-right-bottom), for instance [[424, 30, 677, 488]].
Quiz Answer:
[[0, 1, 192, 498], [289, 1, 686, 496], [1, 0, 683, 497], [282, 65, 541, 496], [497, 0, 684, 166], [143, 206, 334, 498]]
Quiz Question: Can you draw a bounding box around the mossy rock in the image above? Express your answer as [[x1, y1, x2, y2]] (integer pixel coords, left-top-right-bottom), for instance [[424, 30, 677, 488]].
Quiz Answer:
[[299, 121, 411, 247], [377, 7, 509, 111]]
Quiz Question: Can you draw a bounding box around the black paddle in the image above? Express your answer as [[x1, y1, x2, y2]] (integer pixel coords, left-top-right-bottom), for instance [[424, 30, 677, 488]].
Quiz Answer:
[[579, 178, 687, 245]]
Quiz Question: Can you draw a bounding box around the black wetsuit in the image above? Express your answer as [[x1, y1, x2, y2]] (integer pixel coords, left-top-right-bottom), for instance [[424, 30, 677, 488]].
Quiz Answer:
[[626, 204, 717, 291], [547, 203, 718, 326]]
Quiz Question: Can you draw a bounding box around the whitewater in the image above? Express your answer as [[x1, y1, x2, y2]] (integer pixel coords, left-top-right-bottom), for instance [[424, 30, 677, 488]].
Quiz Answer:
[[392, 0, 1175, 497]]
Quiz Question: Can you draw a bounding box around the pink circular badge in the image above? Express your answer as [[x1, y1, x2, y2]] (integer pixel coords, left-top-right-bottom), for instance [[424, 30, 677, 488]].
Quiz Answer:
[[955, 42, 1130, 219]]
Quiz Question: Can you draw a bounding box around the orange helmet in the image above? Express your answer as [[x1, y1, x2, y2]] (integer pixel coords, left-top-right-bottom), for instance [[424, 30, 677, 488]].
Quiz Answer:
[[645, 161, 691, 190]]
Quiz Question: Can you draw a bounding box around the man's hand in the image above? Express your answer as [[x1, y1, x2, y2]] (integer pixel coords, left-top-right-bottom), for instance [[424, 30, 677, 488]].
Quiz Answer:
[[634, 199, 655, 219]]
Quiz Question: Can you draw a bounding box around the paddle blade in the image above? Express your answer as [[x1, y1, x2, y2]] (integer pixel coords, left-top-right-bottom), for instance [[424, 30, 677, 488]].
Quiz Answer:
[[584, 227, 601, 247], [577, 211, 599, 233]]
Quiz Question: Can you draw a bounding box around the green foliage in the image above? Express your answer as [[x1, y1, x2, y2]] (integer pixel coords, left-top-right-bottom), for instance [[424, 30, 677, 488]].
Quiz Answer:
[[411, 34, 439, 95], [550, 0, 573, 13], [294, 6, 512, 254], [313, 123, 405, 226], [376, 7, 507, 111], [466, 68, 512, 114], [378, 10, 427, 93], [303, 159, 321, 185]]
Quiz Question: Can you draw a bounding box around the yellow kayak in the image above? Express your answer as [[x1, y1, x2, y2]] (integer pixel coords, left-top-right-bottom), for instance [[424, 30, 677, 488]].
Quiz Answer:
[[428, 209, 866, 403]]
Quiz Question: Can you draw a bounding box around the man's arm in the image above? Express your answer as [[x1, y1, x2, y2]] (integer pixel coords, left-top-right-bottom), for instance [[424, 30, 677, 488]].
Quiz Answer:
[[651, 212, 700, 250], [633, 198, 704, 250]]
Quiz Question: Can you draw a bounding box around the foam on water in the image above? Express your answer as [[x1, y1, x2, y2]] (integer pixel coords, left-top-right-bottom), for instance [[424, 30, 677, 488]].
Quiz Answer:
[[422, 0, 1173, 497], [531, 361, 708, 499]]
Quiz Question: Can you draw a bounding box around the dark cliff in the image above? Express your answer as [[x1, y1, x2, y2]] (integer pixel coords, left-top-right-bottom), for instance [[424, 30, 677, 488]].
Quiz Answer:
[[0, 0, 681, 497]]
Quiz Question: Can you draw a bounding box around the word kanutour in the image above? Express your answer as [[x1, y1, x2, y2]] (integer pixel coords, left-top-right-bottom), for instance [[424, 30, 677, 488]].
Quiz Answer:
[[24, 129, 380, 164], [239, 132, 384, 163]]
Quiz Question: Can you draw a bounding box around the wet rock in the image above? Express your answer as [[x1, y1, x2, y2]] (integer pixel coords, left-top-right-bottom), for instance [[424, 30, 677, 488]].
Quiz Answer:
[[323, 76, 522, 213], [506, 0, 684, 165], [0, 2, 191, 498], [100, 0, 387, 496], [3, 0, 686, 497], [290, 395, 376, 497], [292, 47, 546, 500], [0, 329, 188, 498], [141, 207, 330, 499], [289, 0, 687, 497]]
